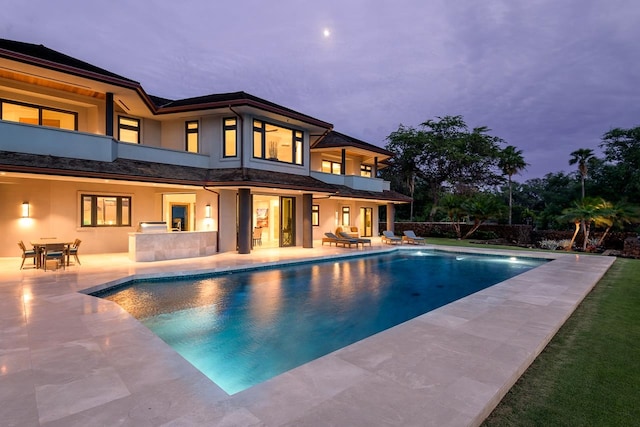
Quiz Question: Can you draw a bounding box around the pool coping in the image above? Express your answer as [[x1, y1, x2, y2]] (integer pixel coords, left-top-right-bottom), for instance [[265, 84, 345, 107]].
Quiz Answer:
[[0, 245, 616, 426]]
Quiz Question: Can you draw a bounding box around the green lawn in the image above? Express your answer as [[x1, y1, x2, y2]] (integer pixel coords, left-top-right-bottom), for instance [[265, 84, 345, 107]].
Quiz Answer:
[[479, 257, 640, 426]]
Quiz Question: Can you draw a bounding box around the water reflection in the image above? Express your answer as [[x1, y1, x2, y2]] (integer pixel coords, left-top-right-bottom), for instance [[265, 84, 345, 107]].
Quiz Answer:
[[96, 251, 547, 394]]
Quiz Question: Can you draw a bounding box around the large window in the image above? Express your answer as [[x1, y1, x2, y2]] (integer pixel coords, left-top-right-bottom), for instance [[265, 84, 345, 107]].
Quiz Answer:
[[0, 99, 77, 130], [312, 205, 319, 226], [322, 160, 342, 175], [253, 119, 303, 165], [118, 116, 140, 144], [81, 195, 131, 227], [224, 117, 237, 157], [360, 164, 372, 177], [185, 120, 199, 153]]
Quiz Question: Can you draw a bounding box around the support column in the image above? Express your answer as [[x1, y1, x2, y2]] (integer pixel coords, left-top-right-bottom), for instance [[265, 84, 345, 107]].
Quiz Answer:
[[238, 188, 251, 254], [341, 149, 346, 175], [106, 92, 114, 137], [302, 193, 313, 248], [386, 203, 395, 234], [373, 156, 378, 177]]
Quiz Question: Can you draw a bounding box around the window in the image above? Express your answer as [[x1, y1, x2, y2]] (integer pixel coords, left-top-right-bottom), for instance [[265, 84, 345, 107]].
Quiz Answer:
[[322, 160, 342, 175], [223, 117, 237, 157], [312, 205, 319, 226], [253, 119, 303, 165], [360, 164, 372, 177], [81, 194, 131, 227], [0, 99, 77, 130], [118, 116, 140, 144], [185, 121, 199, 153], [341, 206, 351, 226]]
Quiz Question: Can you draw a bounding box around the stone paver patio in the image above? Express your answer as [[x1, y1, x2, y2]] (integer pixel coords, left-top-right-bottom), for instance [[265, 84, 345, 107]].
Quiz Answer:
[[0, 242, 615, 426]]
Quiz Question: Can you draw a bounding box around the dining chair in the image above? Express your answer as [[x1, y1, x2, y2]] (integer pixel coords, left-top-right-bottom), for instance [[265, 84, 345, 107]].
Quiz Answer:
[[66, 239, 82, 266], [43, 243, 66, 271], [18, 240, 37, 269]]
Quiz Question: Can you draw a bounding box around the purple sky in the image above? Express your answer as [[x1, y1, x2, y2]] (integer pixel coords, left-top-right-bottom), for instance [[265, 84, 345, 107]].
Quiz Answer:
[[3, 0, 639, 180]]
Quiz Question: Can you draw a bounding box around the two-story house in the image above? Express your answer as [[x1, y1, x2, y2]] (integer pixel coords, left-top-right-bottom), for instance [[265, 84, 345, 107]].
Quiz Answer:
[[0, 39, 410, 259]]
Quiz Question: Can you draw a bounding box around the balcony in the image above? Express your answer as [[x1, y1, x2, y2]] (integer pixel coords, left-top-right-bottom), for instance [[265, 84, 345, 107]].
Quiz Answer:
[[0, 120, 209, 168], [310, 171, 390, 192]]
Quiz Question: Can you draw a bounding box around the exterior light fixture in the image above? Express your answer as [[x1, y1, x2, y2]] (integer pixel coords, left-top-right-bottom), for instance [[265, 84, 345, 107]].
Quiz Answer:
[[21, 202, 30, 218], [205, 204, 211, 218]]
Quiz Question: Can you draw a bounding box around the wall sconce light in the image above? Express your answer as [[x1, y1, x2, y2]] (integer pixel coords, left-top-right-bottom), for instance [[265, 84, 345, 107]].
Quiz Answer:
[[21, 202, 30, 218], [205, 204, 211, 219]]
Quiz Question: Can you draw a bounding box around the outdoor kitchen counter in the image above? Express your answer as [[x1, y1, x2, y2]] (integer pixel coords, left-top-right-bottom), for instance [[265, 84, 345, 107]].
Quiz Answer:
[[128, 230, 217, 262]]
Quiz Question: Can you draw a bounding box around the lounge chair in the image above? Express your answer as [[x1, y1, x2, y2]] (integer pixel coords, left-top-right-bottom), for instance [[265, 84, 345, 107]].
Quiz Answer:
[[322, 232, 358, 248], [402, 230, 426, 245], [381, 230, 402, 245], [338, 231, 371, 247], [336, 226, 359, 238]]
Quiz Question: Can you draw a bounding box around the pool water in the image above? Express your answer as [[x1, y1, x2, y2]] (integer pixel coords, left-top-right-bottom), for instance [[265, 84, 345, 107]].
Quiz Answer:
[[96, 250, 547, 394]]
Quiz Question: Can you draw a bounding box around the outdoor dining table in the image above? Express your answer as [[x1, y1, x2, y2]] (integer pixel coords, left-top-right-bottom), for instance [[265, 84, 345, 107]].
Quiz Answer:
[[30, 240, 73, 269]]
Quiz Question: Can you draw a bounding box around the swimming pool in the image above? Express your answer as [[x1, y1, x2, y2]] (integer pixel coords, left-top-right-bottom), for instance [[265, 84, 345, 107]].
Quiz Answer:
[[95, 250, 547, 394]]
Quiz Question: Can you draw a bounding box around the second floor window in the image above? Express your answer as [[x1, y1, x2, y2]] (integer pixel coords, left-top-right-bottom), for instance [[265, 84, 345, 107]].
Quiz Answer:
[[1, 99, 77, 130], [253, 119, 303, 165], [185, 121, 199, 153], [360, 164, 372, 177], [118, 116, 140, 144], [322, 160, 342, 175], [224, 118, 237, 157]]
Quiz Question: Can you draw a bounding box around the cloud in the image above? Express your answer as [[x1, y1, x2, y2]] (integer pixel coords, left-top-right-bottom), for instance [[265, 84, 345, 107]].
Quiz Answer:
[[2, 0, 639, 181]]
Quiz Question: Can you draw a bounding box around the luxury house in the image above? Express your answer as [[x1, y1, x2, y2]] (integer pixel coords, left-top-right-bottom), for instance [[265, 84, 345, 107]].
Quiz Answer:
[[0, 38, 410, 260]]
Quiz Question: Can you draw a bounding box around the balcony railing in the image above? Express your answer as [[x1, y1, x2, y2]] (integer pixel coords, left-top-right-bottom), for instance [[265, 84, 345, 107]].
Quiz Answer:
[[310, 171, 390, 192], [0, 121, 209, 167]]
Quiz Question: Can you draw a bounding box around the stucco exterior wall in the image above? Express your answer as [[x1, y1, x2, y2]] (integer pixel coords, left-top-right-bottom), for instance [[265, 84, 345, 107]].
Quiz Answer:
[[1, 176, 223, 257]]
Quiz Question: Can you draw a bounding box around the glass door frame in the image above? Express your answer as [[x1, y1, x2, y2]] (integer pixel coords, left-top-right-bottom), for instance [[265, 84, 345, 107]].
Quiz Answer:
[[279, 196, 295, 247], [360, 207, 373, 237]]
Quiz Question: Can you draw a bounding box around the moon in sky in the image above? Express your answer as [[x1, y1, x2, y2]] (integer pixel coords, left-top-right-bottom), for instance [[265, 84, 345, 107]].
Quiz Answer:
[[323, 28, 331, 38]]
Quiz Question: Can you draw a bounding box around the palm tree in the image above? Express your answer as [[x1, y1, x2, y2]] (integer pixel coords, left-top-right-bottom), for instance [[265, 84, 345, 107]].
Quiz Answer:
[[596, 201, 639, 247], [439, 193, 466, 239], [569, 148, 595, 200], [461, 193, 504, 239], [498, 146, 528, 225], [559, 198, 610, 251]]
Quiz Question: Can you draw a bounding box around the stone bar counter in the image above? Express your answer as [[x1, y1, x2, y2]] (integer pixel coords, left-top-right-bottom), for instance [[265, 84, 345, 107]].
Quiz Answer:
[[128, 222, 217, 262]]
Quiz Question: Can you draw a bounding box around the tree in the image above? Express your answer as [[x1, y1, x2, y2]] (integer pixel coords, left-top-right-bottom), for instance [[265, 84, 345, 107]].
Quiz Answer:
[[498, 145, 528, 225], [559, 198, 611, 251], [383, 125, 423, 220], [569, 148, 596, 200], [439, 193, 466, 238], [600, 126, 640, 203], [384, 116, 504, 220], [461, 193, 504, 239], [596, 201, 639, 247]]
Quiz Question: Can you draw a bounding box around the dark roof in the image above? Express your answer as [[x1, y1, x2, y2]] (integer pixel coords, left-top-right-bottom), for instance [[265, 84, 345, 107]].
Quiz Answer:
[[0, 38, 332, 128], [312, 130, 392, 157], [0, 38, 138, 84], [0, 151, 410, 203], [155, 91, 332, 128]]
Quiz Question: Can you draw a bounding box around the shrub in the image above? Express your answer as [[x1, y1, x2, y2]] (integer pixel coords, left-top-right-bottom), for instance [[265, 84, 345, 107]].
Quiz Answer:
[[538, 239, 560, 250]]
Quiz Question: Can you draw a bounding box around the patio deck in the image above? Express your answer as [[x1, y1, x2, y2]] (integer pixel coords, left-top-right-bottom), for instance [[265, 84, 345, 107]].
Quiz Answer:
[[0, 240, 615, 426]]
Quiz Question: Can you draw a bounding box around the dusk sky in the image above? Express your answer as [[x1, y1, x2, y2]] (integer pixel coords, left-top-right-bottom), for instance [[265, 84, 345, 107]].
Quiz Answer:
[[3, 0, 639, 180]]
